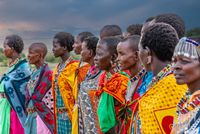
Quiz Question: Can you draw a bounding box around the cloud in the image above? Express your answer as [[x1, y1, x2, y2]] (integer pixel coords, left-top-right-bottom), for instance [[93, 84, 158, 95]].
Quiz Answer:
[[0, 0, 199, 48]]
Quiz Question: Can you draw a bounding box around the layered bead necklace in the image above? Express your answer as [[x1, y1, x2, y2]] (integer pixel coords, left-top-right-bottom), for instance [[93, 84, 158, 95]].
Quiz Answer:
[[126, 68, 146, 101], [177, 90, 200, 114], [130, 68, 146, 82], [96, 71, 112, 97], [54, 57, 73, 93]]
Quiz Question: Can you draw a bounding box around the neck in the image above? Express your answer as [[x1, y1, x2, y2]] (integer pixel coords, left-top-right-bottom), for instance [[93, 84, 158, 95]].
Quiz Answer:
[[11, 53, 20, 62], [187, 79, 200, 94], [61, 52, 70, 62], [35, 60, 45, 69], [105, 67, 114, 75], [151, 56, 170, 76], [129, 62, 142, 78], [88, 58, 95, 66]]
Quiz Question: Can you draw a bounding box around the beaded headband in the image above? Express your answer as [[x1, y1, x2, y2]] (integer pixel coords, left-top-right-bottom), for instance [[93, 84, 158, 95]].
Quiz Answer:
[[173, 37, 200, 59]]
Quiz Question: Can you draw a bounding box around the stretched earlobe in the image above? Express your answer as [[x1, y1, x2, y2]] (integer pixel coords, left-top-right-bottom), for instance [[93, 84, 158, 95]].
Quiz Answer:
[[147, 56, 152, 64]]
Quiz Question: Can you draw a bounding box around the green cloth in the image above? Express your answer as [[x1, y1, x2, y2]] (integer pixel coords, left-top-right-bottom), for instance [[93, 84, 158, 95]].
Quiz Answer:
[[0, 66, 14, 134], [97, 92, 117, 132]]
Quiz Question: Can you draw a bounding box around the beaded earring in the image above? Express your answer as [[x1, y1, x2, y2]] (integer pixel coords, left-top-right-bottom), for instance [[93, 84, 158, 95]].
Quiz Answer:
[[110, 59, 120, 73]]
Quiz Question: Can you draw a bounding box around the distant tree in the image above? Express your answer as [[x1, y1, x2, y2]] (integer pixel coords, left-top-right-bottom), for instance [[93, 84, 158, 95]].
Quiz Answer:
[[21, 53, 26, 58], [0, 49, 7, 63], [186, 28, 200, 37], [45, 53, 59, 63]]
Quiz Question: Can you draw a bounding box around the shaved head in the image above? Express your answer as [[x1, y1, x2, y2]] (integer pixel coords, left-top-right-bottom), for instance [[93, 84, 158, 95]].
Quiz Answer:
[[121, 35, 140, 52], [29, 42, 48, 58]]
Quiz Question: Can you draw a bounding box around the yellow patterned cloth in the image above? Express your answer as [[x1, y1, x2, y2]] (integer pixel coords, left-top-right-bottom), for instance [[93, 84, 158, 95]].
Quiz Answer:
[[138, 74, 187, 134], [71, 62, 90, 134]]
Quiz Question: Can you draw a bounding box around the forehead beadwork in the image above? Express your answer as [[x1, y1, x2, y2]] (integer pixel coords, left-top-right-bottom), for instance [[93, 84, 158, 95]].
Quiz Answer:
[[174, 37, 200, 59]]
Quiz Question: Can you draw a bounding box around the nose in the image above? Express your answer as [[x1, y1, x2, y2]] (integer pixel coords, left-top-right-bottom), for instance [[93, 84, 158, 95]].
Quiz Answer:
[[72, 43, 76, 48], [94, 55, 98, 62], [172, 61, 181, 71]]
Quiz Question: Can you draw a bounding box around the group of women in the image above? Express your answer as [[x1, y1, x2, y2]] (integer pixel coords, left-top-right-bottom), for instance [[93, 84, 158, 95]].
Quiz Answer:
[[0, 13, 200, 134]]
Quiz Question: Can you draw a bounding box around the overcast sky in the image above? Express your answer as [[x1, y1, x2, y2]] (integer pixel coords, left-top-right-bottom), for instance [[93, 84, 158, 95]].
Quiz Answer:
[[0, 0, 199, 49]]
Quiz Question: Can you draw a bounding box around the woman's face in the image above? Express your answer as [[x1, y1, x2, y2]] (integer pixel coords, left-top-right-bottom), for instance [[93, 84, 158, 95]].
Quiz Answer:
[[81, 41, 92, 63], [173, 55, 200, 85], [94, 43, 112, 71], [3, 39, 13, 58], [28, 47, 41, 65], [73, 36, 82, 55], [52, 38, 65, 57], [117, 41, 138, 71]]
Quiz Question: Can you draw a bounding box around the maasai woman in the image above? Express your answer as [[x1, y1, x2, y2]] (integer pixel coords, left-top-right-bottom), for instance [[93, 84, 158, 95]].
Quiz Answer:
[[171, 38, 200, 133], [24, 43, 54, 134], [116, 35, 153, 134], [52, 32, 88, 134], [95, 36, 129, 133], [0, 35, 31, 134], [136, 23, 187, 134], [77, 36, 102, 134]]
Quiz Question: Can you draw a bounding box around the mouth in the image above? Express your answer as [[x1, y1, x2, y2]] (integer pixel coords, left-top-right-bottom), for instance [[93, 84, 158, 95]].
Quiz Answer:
[[174, 73, 184, 79]]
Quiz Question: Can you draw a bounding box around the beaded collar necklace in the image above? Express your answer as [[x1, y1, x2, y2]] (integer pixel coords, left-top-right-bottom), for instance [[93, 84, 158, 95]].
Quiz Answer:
[[57, 56, 73, 73], [130, 68, 146, 82], [125, 68, 146, 101], [177, 90, 200, 114], [96, 71, 113, 97], [148, 64, 172, 89]]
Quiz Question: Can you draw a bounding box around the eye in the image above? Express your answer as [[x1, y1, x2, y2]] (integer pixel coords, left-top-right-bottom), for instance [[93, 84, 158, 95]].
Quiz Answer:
[[180, 59, 191, 64]]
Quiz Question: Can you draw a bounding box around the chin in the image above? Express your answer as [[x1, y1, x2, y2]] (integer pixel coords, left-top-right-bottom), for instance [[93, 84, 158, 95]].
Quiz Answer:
[[175, 80, 185, 85]]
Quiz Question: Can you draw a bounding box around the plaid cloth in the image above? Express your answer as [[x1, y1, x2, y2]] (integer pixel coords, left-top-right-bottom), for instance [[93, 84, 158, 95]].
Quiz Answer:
[[56, 86, 72, 134]]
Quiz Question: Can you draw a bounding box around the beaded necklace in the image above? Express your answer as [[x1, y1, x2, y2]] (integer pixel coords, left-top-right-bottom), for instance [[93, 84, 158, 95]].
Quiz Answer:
[[126, 68, 146, 101], [85, 65, 101, 80], [27, 67, 42, 94], [96, 71, 112, 97], [130, 68, 146, 82], [177, 91, 200, 114], [147, 64, 172, 89], [54, 57, 73, 93]]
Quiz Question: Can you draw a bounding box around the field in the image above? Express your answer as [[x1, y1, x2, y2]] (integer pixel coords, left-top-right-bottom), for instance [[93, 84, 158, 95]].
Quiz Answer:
[[0, 67, 7, 76]]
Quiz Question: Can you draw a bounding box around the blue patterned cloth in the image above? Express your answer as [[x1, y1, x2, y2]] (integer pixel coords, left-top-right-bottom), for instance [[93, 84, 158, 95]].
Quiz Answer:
[[131, 71, 153, 134], [24, 68, 41, 134], [1, 59, 31, 126]]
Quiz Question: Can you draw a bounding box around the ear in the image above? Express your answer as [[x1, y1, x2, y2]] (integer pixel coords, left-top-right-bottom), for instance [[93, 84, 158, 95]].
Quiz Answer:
[[63, 46, 67, 51], [134, 51, 139, 60], [145, 47, 152, 64], [111, 53, 118, 62]]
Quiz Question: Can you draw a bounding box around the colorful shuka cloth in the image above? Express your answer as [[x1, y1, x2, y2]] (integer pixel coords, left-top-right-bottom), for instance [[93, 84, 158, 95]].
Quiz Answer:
[[119, 70, 153, 134], [52, 57, 89, 134], [24, 63, 54, 134], [0, 58, 31, 134], [70, 61, 90, 134], [138, 71, 187, 134], [97, 71, 129, 133], [78, 66, 102, 134], [171, 90, 200, 134]]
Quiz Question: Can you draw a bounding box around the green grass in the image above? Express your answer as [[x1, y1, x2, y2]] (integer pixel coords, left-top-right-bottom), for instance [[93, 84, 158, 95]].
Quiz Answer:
[[0, 67, 8, 76]]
